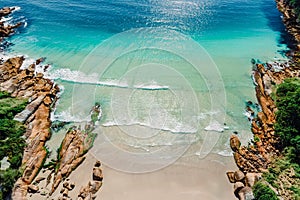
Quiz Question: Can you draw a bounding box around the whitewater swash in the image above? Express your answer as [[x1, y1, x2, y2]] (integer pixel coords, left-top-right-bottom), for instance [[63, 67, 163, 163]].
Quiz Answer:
[[40, 27, 229, 173]]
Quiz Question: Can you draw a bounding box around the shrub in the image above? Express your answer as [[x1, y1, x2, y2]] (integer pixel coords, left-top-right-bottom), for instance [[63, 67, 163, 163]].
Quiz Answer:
[[253, 181, 279, 200], [0, 93, 27, 199], [0, 169, 21, 198], [275, 78, 300, 163]]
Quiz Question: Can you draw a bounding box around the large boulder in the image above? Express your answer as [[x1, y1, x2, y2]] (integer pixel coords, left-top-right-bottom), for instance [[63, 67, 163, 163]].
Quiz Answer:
[[226, 171, 236, 183], [0, 7, 13, 17], [230, 135, 241, 152], [238, 186, 254, 200], [234, 182, 244, 198], [245, 173, 262, 187], [89, 181, 102, 194], [234, 170, 245, 182], [92, 167, 103, 181]]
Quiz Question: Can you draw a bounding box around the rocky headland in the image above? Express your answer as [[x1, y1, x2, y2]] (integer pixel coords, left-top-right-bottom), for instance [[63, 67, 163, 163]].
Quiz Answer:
[[276, 0, 300, 49], [0, 7, 103, 200], [227, 62, 300, 200], [0, 7, 22, 46], [227, 1, 300, 199]]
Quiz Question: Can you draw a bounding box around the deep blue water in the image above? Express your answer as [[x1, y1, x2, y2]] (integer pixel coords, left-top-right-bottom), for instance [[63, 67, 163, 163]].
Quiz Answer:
[[1, 0, 287, 53]]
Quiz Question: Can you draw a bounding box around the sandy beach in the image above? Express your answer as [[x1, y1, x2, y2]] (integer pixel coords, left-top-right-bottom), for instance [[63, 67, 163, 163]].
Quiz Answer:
[[100, 155, 236, 200], [48, 152, 236, 200], [28, 151, 236, 199]]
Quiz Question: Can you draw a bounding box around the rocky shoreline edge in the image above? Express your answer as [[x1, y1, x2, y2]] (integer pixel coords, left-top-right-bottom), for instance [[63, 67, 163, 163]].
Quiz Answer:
[[0, 7, 103, 200], [226, 1, 300, 199]]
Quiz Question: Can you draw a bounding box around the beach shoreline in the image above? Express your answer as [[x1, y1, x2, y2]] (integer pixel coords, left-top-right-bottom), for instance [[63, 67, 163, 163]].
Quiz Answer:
[[1, 1, 297, 199]]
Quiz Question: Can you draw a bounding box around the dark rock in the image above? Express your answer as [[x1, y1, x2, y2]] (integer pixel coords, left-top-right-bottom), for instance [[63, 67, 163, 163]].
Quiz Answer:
[[27, 184, 39, 193], [94, 161, 101, 167], [92, 167, 103, 181], [226, 172, 236, 183]]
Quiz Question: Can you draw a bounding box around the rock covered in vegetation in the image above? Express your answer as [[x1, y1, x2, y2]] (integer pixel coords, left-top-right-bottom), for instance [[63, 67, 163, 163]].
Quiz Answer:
[[227, 61, 300, 200], [0, 56, 60, 199], [0, 6, 103, 199]]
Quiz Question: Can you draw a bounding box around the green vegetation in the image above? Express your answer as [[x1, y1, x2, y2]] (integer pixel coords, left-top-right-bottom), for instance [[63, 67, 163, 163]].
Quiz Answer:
[[90, 102, 101, 124], [258, 78, 300, 199], [274, 78, 300, 163], [0, 91, 27, 199], [254, 135, 260, 143], [253, 181, 279, 200], [286, 0, 300, 21]]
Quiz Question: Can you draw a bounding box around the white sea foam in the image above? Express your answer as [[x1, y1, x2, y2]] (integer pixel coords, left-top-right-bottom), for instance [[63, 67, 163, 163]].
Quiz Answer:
[[0, 16, 13, 23], [15, 16, 28, 28], [251, 72, 258, 86], [51, 110, 90, 122], [204, 120, 224, 132], [133, 81, 169, 90], [102, 120, 197, 134], [243, 111, 253, 120], [10, 6, 21, 12], [19, 55, 36, 69], [49, 85, 65, 121], [98, 110, 224, 134], [0, 52, 13, 61], [45, 68, 170, 90]]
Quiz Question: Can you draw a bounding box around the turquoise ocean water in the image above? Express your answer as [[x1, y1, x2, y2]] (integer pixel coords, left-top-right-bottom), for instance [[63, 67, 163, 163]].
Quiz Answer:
[[0, 0, 289, 162]]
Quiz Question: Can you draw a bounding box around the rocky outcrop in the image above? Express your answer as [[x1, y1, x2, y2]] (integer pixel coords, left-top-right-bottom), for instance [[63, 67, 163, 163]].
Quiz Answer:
[[226, 1, 300, 198], [0, 7, 14, 17], [0, 7, 22, 43], [227, 169, 261, 200], [227, 61, 300, 199], [0, 6, 103, 200], [56, 181, 76, 200], [77, 161, 103, 200], [275, 167, 300, 199], [0, 57, 59, 199], [0, 55, 102, 200], [0, 7, 104, 199], [276, 0, 300, 49], [51, 127, 95, 193]]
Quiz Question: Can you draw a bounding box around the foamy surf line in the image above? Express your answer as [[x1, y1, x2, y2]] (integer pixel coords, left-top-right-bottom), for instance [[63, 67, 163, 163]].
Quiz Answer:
[[10, 6, 21, 12], [45, 68, 170, 90], [102, 121, 197, 134], [0, 6, 27, 31]]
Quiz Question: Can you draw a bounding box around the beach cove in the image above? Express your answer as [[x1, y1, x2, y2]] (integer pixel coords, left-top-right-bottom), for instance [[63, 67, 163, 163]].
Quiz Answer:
[[0, 0, 294, 199]]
